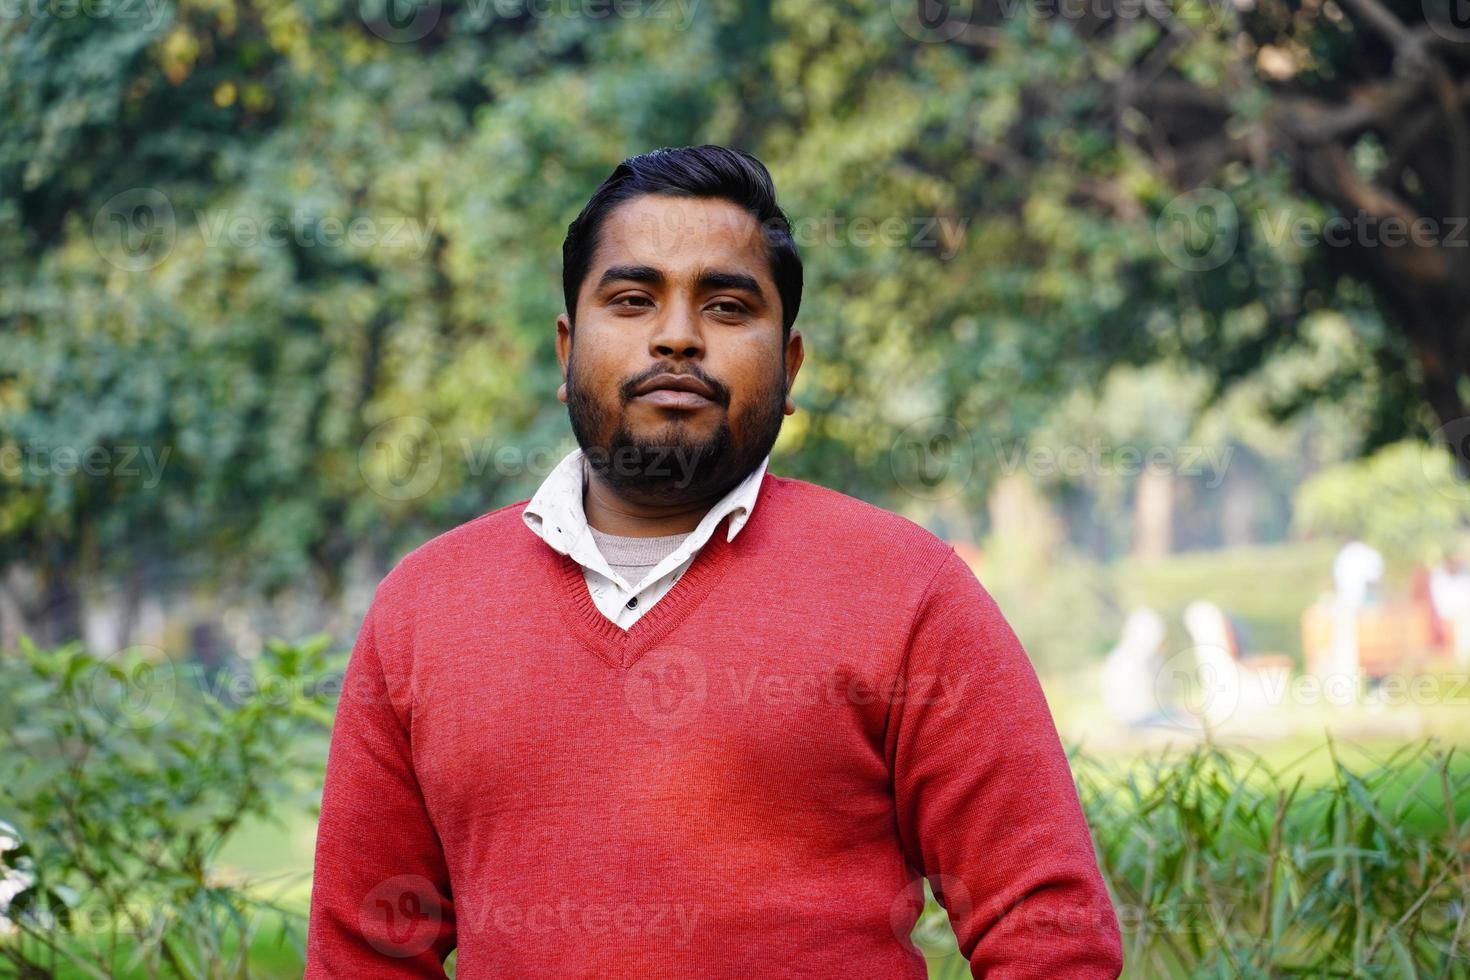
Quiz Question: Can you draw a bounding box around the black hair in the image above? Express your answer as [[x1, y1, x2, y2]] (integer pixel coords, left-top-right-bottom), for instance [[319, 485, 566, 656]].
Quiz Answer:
[[561, 145, 803, 337]]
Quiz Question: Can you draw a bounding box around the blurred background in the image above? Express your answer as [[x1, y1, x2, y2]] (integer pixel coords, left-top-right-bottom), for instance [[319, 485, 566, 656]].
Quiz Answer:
[[3, 0, 1470, 976]]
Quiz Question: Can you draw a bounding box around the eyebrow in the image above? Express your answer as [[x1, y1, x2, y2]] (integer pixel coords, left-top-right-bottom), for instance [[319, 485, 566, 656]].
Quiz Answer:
[[597, 264, 767, 302]]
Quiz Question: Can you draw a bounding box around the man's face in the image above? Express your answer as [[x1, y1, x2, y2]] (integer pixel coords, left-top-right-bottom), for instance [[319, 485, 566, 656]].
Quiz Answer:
[[556, 193, 803, 504]]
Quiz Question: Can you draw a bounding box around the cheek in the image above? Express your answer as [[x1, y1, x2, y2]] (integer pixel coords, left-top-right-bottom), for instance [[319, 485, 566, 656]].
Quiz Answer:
[[571, 333, 631, 395], [714, 335, 784, 388], [573, 330, 616, 370], [725, 365, 785, 416]]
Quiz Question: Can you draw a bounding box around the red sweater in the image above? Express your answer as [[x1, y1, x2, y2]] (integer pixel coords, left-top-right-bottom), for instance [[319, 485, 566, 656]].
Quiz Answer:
[[305, 471, 1123, 978]]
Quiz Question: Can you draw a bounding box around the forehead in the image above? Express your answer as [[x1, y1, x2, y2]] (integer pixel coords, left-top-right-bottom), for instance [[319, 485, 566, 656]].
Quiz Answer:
[[588, 194, 772, 283]]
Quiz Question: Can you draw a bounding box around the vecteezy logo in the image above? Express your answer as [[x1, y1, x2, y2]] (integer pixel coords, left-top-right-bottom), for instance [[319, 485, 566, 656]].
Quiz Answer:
[[360, 875, 443, 957], [623, 645, 707, 729], [92, 188, 176, 272], [87, 645, 177, 729], [359, 0, 441, 43], [891, 417, 975, 501], [1153, 646, 1240, 729], [359, 416, 443, 501], [1155, 187, 1239, 271], [889, 872, 974, 959], [1422, 0, 1470, 42], [891, 0, 973, 42]]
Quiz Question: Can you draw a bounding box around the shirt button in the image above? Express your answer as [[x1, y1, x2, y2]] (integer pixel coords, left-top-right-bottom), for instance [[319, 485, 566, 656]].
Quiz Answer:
[[626, 596, 638, 609]]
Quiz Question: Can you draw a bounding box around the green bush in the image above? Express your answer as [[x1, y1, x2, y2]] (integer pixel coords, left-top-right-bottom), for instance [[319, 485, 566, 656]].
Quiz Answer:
[[0, 637, 340, 979], [1078, 740, 1470, 978]]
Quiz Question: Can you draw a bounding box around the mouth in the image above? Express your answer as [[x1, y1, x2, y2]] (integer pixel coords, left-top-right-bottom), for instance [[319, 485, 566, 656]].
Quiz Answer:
[[634, 388, 716, 410], [632, 372, 719, 411]]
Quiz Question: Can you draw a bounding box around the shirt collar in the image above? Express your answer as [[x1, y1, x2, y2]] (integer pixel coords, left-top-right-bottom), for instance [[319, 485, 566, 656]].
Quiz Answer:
[[523, 447, 770, 558]]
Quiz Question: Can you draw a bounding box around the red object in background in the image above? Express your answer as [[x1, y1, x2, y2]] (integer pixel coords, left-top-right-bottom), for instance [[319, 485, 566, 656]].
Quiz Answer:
[[1410, 564, 1448, 649]]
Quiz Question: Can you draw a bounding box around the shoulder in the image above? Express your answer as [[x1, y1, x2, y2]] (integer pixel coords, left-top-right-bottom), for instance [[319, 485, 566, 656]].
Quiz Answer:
[[765, 472, 958, 576], [372, 499, 533, 609], [763, 473, 1006, 657]]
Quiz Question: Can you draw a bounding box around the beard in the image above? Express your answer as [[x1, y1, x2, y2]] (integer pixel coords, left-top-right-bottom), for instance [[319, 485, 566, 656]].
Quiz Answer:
[[565, 351, 785, 506]]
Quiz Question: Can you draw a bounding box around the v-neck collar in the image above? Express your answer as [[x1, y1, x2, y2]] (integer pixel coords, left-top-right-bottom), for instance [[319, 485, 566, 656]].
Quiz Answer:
[[537, 468, 776, 669]]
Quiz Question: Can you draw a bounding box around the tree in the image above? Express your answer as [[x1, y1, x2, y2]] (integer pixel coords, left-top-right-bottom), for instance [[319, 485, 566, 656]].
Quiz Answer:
[[4, 0, 1465, 644], [892, 0, 1470, 472]]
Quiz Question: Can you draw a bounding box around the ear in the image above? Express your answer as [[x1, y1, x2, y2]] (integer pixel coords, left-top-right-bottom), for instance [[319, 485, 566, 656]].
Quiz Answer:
[[783, 327, 804, 416], [556, 313, 573, 405]]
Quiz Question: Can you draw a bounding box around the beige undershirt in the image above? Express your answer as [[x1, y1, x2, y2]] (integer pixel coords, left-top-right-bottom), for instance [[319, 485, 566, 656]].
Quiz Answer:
[[586, 526, 692, 592]]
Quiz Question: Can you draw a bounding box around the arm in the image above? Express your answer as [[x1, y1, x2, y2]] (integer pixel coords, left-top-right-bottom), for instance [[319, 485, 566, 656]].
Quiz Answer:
[[887, 549, 1122, 978], [305, 598, 456, 976]]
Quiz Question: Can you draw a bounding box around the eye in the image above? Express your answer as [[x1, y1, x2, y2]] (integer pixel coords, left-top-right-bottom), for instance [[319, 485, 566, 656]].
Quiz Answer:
[[611, 294, 653, 309], [708, 299, 749, 315]]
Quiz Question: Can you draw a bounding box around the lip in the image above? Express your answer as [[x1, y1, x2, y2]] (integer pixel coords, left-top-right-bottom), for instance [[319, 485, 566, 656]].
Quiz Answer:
[[635, 388, 716, 410], [634, 372, 716, 398], [632, 372, 718, 410]]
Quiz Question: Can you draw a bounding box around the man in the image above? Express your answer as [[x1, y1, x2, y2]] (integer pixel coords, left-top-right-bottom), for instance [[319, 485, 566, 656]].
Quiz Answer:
[[306, 145, 1123, 977]]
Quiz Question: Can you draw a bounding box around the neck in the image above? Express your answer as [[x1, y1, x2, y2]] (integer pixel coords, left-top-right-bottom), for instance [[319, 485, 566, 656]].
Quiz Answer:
[[581, 462, 727, 537]]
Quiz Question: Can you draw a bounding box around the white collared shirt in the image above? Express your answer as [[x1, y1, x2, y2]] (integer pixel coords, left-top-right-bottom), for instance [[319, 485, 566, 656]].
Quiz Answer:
[[522, 448, 770, 631]]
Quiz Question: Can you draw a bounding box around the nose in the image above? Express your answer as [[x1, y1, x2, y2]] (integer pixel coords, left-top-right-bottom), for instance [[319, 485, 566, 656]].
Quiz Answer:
[[648, 298, 705, 360]]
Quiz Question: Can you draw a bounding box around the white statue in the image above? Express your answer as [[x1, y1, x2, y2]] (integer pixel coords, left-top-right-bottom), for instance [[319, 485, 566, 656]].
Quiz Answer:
[[1429, 559, 1470, 667], [1101, 607, 1166, 726], [1325, 541, 1384, 685]]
